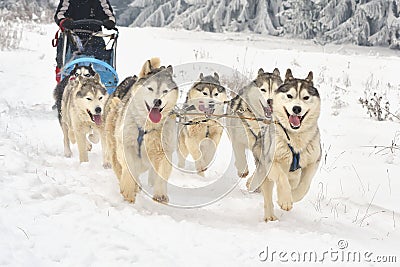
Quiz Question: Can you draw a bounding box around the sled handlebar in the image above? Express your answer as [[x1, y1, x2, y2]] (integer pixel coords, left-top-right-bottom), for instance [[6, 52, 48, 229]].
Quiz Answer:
[[70, 19, 119, 32]]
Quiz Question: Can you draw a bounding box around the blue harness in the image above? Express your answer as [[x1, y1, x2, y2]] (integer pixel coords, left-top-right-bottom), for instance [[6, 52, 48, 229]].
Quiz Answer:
[[288, 144, 301, 172], [278, 122, 301, 172]]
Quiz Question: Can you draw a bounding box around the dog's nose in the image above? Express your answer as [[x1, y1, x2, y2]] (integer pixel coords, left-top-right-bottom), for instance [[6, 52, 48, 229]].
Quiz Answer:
[[153, 99, 162, 107], [292, 106, 302, 115], [95, 107, 102, 114], [267, 99, 273, 105]]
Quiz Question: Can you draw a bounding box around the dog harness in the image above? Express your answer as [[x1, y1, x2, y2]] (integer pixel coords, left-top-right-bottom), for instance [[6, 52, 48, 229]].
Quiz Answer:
[[288, 144, 301, 172], [278, 122, 301, 172], [137, 127, 146, 158], [137, 126, 155, 158]]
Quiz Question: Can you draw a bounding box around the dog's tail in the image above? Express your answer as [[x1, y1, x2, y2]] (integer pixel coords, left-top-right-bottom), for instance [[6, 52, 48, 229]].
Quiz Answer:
[[139, 57, 161, 78]]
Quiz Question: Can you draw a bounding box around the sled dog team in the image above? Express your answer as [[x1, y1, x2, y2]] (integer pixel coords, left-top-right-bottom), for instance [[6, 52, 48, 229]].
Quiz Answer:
[[54, 58, 321, 222]]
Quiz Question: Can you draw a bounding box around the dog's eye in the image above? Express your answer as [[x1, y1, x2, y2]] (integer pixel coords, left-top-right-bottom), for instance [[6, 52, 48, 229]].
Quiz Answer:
[[148, 87, 154, 92], [303, 96, 310, 100], [261, 88, 267, 93], [163, 90, 168, 94], [84, 74, 91, 77], [99, 96, 103, 100], [86, 97, 92, 101], [214, 93, 219, 96], [75, 73, 80, 77], [287, 94, 293, 99], [203, 92, 208, 96]]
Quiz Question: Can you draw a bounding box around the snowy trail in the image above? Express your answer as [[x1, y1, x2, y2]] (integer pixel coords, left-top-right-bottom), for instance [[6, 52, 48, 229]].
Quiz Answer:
[[0, 25, 399, 266]]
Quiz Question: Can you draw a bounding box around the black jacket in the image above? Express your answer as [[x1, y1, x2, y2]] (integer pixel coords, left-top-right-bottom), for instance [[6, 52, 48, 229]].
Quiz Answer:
[[54, 0, 115, 31]]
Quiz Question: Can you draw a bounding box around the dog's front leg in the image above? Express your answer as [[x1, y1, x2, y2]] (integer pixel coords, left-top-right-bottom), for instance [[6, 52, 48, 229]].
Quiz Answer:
[[232, 139, 249, 178], [119, 145, 139, 203], [151, 155, 170, 203], [292, 161, 319, 202], [260, 179, 277, 222], [76, 131, 89, 162], [61, 122, 72, 158], [177, 132, 188, 169], [196, 139, 216, 176], [100, 130, 111, 169], [268, 162, 293, 211]]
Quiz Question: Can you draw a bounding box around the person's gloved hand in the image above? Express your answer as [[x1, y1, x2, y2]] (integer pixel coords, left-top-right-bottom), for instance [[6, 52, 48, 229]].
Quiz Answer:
[[60, 18, 74, 31], [103, 19, 116, 30]]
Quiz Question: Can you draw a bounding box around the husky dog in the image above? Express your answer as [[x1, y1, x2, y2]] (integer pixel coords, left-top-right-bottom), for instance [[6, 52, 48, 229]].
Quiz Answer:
[[53, 64, 97, 118], [60, 72, 108, 163], [251, 69, 321, 221], [102, 75, 138, 169], [106, 58, 178, 203], [227, 68, 282, 180], [177, 73, 228, 175]]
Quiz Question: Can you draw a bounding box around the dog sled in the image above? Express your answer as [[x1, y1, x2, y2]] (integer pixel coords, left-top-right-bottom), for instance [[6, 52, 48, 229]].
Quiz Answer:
[[55, 19, 119, 94]]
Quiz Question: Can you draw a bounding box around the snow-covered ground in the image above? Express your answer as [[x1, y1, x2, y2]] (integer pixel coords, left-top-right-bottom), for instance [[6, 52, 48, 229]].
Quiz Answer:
[[0, 24, 400, 266]]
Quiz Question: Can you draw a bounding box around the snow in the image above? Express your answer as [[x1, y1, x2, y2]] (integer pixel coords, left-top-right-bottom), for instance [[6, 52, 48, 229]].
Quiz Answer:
[[0, 24, 400, 266]]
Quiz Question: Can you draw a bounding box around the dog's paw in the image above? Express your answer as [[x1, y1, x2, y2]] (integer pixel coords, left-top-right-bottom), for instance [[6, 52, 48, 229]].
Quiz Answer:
[[264, 214, 278, 222], [86, 143, 92, 152], [103, 162, 112, 169], [278, 200, 293, 211], [121, 188, 136, 203], [198, 171, 206, 177], [64, 151, 72, 158], [246, 179, 261, 193], [238, 170, 249, 178], [88, 133, 99, 144], [153, 194, 169, 203]]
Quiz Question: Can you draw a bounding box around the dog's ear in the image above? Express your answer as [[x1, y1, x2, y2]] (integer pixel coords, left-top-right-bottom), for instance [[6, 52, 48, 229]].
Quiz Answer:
[[166, 65, 173, 75], [199, 73, 204, 80], [139, 58, 160, 78], [76, 90, 82, 98], [89, 63, 94, 70], [258, 68, 264, 75], [214, 72, 219, 81], [94, 73, 101, 82], [273, 68, 280, 77], [305, 71, 313, 84], [285, 69, 293, 82]]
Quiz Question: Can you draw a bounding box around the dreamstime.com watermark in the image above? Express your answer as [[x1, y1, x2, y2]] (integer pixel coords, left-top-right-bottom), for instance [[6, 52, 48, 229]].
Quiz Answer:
[[259, 240, 397, 264]]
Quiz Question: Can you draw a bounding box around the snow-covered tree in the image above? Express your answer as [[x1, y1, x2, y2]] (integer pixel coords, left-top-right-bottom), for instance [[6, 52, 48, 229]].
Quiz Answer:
[[280, 0, 325, 39]]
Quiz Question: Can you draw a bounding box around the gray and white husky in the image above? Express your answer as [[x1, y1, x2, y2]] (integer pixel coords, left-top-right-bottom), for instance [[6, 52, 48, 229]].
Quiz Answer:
[[227, 68, 283, 180], [250, 69, 322, 221], [105, 58, 179, 203], [60, 72, 108, 164], [177, 72, 228, 176]]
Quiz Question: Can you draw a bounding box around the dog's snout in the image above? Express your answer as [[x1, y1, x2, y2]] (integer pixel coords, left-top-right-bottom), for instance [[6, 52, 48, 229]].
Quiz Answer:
[[267, 99, 273, 105], [153, 99, 162, 107], [292, 106, 302, 115], [209, 100, 215, 109], [95, 106, 102, 114]]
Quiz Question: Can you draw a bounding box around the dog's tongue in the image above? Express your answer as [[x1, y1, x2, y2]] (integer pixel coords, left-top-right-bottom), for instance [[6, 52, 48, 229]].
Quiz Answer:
[[149, 108, 162, 123], [93, 114, 102, 125], [198, 102, 214, 115], [264, 105, 272, 118], [289, 115, 301, 127]]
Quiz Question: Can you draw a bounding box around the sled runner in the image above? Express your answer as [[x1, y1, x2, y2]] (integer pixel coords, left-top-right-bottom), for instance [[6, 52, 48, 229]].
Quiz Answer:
[[57, 19, 119, 94]]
